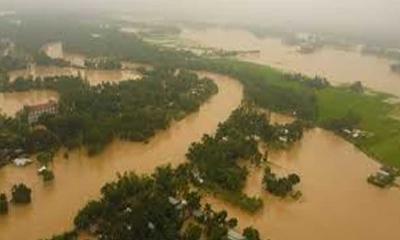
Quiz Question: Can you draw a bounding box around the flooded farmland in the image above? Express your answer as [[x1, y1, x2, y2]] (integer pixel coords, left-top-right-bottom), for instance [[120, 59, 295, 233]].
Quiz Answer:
[[0, 73, 243, 240], [181, 28, 400, 97]]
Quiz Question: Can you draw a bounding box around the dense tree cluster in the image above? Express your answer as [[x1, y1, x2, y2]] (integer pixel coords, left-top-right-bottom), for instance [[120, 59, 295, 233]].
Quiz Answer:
[[0, 193, 8, 214], [11, 183, 32, 204], [283, 73, 330, 89], [73, 165, 240, 240], [187, 105, 270, 192], [187, 104, 304, 192], [243, 227, 261, 240], [323, 110, 361, 133], [0, 68, 217, 159], [263, 166, 301, 198]]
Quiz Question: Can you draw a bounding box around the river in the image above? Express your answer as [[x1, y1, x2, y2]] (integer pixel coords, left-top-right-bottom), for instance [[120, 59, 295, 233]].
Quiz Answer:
[[181, 28, 400, 97], [1, 34, 400, 240], [0, 72, 243, 240], [206, 128, 400, 240]]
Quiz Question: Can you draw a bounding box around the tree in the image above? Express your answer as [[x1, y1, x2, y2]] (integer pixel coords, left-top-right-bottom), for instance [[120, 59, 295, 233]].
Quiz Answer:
[[0, 193, 8, 214], [243, 227, 261, 240], [37, 151, 55, 166], [11, 183, 32, 204], [288, 173, 301, 185], [183, 223, 202, 240], [350, 81, 364, 93], [40, 169, 55, 182]]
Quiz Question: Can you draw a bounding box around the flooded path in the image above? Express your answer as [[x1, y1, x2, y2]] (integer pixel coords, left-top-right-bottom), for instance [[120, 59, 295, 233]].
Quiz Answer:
[[0, 73, 243, 240], [205, 128, 400, 240], [181, 28, 400, 97]]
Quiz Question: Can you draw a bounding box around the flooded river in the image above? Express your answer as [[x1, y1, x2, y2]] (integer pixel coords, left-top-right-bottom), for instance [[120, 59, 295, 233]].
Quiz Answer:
[[206, 128, 400, 240], [0, 73, 243, 240], [181, 28, 400, 97], [1, 35, 400, 240]]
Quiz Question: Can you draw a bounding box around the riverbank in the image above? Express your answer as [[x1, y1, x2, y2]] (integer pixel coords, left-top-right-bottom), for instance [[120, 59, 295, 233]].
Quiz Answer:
[[0, 72, 243, 240], [204, 128, 400, 240], [185, 58, 400, 168], [180, 27, 400, 97]]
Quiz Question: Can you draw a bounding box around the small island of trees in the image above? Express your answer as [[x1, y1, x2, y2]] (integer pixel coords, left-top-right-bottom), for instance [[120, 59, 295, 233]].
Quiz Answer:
[[263, 166, 301, 198], [11, 183, 32, 204], [47, 165, 260, 240], [187, 104, 304, 211], [0, 68, 218, 167]]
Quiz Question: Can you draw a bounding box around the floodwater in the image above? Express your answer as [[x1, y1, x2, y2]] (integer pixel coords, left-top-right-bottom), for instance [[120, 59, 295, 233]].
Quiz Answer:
[[181, 28, 400, 97], [2, 65, 140, 117], [205, 128, 400, 240], [8, 65, 142, 86], [0, 72, 243, 240], [0, 90, 59, 116]]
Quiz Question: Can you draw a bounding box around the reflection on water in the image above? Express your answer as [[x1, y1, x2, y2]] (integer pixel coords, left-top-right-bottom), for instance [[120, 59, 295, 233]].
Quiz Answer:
[[0, 90, 59, 116], [181, 28, 400, 96], [205, 128, 400, 240], [0, 73, 243, 240]]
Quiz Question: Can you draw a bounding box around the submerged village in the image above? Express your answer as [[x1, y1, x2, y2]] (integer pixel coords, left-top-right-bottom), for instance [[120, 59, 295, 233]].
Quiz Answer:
[[0, 10, 400, 240]]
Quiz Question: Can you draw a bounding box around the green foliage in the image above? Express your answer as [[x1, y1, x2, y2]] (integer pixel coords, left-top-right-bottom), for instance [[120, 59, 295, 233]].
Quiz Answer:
[[243, 227, 261, 240], [263, 167, 301, 198], [187, 105, 270, 192], [11, 183, 32, 204], [183, 223, 203, 240], [0, 193, 8, 214], [40, 169, 55, 182], [0, 68, 217, 158], [74, 165, 196, 240], [37, 151, 55, 166], [25, 128, 60, 153]]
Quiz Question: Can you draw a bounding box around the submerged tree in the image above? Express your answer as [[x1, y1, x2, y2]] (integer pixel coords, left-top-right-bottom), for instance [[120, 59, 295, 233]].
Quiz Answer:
[[243, 226, 261, 240], [0, 193, 8, 214], [11, 183, 32, 204]]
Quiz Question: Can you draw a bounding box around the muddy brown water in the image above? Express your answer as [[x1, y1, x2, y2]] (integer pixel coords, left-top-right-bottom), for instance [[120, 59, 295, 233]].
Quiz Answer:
[[205, 127, 400, 240], [181, 28, 400, 97], [0, 90, 59, 117], [0, 72, 243, 240], [1, 38, 400, 239], [1, 66, 141, 117]]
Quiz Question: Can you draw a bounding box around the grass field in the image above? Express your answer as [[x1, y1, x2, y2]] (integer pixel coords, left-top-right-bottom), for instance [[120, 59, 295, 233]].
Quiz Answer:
[[203, 59, 400, 167], [316, 87, 400, 166]]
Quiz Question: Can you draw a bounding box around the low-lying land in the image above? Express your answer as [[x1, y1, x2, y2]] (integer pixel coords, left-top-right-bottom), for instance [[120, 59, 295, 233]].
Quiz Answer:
[[46, 165, 258, 240], [0, 68, 218, 165], [187, 104, 304, 212]]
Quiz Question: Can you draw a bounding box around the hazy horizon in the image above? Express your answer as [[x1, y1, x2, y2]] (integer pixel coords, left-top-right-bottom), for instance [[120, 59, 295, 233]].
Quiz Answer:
[[1, 0, 400, 46]]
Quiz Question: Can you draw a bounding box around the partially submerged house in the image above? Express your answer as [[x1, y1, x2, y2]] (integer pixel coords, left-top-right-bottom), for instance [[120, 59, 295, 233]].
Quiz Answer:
[[228, 229, 246, 240], [20, 100, 58, 124], [13, 158, 32, 167], [368, 166, 399, 188]]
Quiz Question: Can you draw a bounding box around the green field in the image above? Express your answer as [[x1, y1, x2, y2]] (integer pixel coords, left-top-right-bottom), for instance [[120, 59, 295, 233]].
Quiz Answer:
[[316, 88, 400, 166], [195, 59, 400, 167]]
